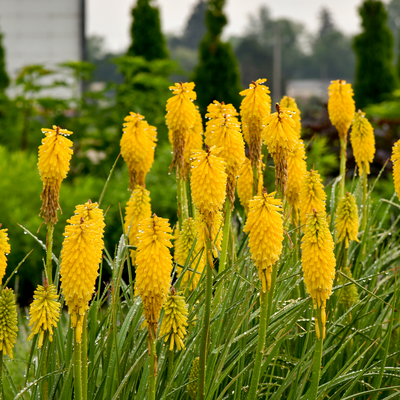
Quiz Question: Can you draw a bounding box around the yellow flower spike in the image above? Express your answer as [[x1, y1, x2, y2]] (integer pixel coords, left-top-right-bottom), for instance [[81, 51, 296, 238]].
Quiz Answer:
[[28, 280, 61, 348], [38, 125, 73, 224], [124, 186, 152, 256], [243, 190, 284, 292], [159, 288, 189, 351], [205, 108, 245, 204], [187, 357, 200, 400], [120, 112, 157, 189], [205, 100, 238, 120], [0, 288, 18, 359], [237, 157, 254, 213], [263, 103, 299, 195], [350, 110, 376, 175], [280, 95, 302, 136], [0, 227, 11, 286], [190, 146, 227, 225], [328, 80, 355, 140], [287, 140, 307, 222], [240, 79, 271, 166], [335, 192, 360, 248], [338, 266, 358, 307], [135, 215, 174, 330], [175, 218, 205, 291], [60, 201, 105, 342], [166, 82, 198, 175], [301, 210, 336, 312], [195, 210, 223, 259], [393, 139, 400, 199], [299, 169, 327, 227]]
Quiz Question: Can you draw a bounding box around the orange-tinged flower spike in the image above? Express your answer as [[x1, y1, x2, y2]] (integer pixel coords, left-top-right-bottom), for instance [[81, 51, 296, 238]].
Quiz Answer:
[[263, 104, 299, 195], [175, 218, 205, 291], [237, 157, 253, 213], [328, 80, 355, 140], [60, 201, 105, 342], [0, 288, 18, 359], [190, 146, 227, 224], [205, 100, 238, 120], [0, 228, 11, 285], [120, 112, 157, 188], [38, 125, 73, 224], [124, 186, 152, 257], [350, 110, 376, 175], [335, 192, 360, 248], [392, 139, 400, 199], [287, 140, 307, 222], [28, 281, 61, 348], [301, 211, 336, 311], [135, 215, 174, 330], [243, 191, 284, 292], [299, 169, 327, 227], [205, 112, 245, 204], [195, 210, 223, 259], [280, 95, 301, 136], [240, 79, 271, 166]]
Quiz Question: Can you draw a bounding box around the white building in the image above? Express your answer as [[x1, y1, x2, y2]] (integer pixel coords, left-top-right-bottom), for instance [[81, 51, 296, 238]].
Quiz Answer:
[[0, 0, 85, 97]]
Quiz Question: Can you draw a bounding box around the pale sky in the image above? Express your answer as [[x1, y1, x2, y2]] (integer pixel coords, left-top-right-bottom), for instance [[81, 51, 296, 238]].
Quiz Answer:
[[87, 0, 390, 53]]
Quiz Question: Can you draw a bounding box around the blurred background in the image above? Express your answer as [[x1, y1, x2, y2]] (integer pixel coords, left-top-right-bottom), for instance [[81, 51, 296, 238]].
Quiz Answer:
[[0, 0, 399, 304]]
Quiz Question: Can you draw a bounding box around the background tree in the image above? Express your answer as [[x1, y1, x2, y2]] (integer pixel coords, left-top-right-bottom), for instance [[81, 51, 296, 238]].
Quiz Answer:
[[387, 0, 400, 76], [192, 0, 242, 114], [353, 0, 397, 108], [127, 0, 169, 61], [0, 32, 9, 92]]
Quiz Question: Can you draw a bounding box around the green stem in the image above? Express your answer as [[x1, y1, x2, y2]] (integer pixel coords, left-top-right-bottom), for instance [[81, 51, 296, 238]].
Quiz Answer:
[[266, 264, 278, 328], [361, 169, 368, 233], [81, 315, 88, 400], [46, 223, 54, 285], [252, 165, 259, 196], [198, 231, 213, 400], [74, 330, 83, 400], [219, 198, 232, 274], [0, 351, 3, 400], [339, 137, 347, 198], [247, 290, 269, 400], [177, 172, 189, 227], [148, 328, 157, 400], [342, 246, 349, 271], [167, 350, 174, 382], [308, 309, 323, 400]]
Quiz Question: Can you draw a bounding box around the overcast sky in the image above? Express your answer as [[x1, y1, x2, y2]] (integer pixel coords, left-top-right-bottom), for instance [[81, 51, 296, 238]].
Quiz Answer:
[[87, 0, 390, 53]]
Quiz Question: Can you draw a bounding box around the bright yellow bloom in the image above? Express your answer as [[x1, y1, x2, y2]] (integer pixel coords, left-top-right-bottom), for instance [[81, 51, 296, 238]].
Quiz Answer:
[[190, 146, 227, 224], [338, 266, 358, 308], [244, 191, 283, 292], [301, 211, 336, 312], [135, 215, 173, 329], [60, 201, 105, 342], [188, 357, 199, 400], [392, 139, 400, 199], [120, 112, 157, 188], [335, 192, 360, 248], [195, 210, 223, 259], [0, 288, 18, 359], [237, 157, 254, 213], [175, 218, 205, 291], [287, 140, 307, 221], [124, 186, 152, 254], [240, 79, 271, 166], [350, 110, 375, 175], [159, 288, 189, 351], [280, 96, 301, 136], [205, 109, 245, 204], [205, 100, 238, 120], [328, 80, 355, 139], [27, 281, 60, 348], [0, 228, 10, 286], [299, 169, 327, 227], [38, 125, 73, 224]]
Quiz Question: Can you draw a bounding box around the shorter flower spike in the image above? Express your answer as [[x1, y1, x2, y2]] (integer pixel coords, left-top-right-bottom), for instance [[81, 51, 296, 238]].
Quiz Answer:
[[335, 192, 360, 248], [159, 288, 189, 351], [195, 210, 223, 259], [350, 110, 375, 175], [392, 139, 400, 199], [338, 266, 358, 308], [0, 227, 11, 286], [0, 288, 18, 359], [244, 190, 284, 292], [187, 357, 199, 399], [28, 281, 61, 348]]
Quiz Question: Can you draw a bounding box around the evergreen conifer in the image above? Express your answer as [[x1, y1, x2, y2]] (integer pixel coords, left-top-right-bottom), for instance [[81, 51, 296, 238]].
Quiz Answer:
[[0, 33, 9, 92]]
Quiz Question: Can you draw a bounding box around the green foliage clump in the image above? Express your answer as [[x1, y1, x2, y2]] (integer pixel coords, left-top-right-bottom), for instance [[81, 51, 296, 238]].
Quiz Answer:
[[353, 0, 398, 108], [192, 0, 242, 114], [127, 0, 169, 61], [0, 32, 9, 92]]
